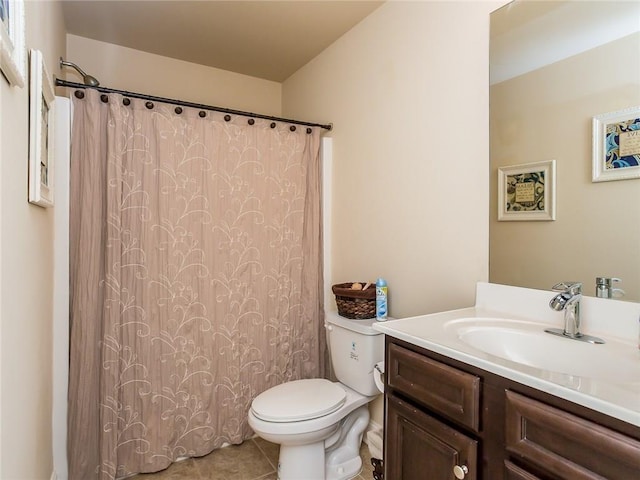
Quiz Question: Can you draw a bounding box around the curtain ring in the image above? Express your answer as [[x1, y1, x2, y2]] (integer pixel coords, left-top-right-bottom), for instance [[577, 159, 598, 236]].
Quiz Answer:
[[175, 107, 183, 114], [74, 90, 85, 99], [123, 98, 131, 106], [100, 94, 109, 103], [224, 115, 231, 122], [290, 126, 296, 132], [270, 122, 276, 129], [306, 128, 312, 134], [145, 101, 154, 109], [248, 119, 255, 125], [199, 111, 206, 118]]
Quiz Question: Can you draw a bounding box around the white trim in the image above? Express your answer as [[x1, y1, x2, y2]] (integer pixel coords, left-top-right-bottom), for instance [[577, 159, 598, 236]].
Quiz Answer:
[[364, 419, 383, 460], [0, 39, 3, 475], [28, 49, 55, 207], [50, 471, 58, 480], [52, 96, 71, 480], [364, 419, 382, 440], [321, 137, 333, 313]]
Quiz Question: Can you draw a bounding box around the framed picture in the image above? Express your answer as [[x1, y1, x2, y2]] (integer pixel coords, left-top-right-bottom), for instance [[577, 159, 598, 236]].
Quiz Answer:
[[592, 106, 640, 182], [498, 160, 556, 221], [28, 49, 55, 207], [0, 0, 25, 87]]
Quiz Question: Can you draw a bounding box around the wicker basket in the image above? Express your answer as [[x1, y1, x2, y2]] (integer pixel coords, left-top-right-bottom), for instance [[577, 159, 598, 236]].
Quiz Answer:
[[332, 282, 376, 319]]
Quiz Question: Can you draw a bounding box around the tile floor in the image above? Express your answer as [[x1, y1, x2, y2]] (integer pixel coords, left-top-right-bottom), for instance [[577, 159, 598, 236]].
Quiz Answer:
[[129, 438, 375, 480]]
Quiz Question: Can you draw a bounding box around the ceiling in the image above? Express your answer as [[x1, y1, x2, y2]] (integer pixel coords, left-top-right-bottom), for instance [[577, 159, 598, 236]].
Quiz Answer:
[[61, 0, 384, 82]]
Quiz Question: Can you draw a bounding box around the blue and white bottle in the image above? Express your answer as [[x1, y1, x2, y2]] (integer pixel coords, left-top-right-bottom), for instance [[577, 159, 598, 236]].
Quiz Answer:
[[376, 278, 388, 321]]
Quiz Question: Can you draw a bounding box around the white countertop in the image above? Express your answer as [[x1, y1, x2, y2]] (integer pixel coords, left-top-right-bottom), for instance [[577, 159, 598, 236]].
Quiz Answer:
[[372, 283, 640, 427]]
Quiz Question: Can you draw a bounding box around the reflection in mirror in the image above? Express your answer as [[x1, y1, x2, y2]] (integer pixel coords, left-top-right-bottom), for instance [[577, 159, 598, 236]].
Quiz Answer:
[[489, 0, 640, 302]]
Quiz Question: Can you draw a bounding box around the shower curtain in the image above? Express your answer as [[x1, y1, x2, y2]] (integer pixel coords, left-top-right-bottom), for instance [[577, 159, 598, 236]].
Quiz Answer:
[[68, 89, 323, 479]]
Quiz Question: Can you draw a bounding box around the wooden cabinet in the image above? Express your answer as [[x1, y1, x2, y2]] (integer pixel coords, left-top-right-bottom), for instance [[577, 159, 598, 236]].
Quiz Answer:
[[387, 342, 480, 431], [385, 342, 481, 479], [384, 337, 640, 480], [386, 394, 477, 480], [505, 391, 640, 479], [504, 461, 541, 480]]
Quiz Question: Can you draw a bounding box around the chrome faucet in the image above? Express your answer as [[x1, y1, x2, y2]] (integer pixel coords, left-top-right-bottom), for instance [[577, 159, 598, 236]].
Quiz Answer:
[[595, 277, 624, 299], [545, 282, 605, 344]]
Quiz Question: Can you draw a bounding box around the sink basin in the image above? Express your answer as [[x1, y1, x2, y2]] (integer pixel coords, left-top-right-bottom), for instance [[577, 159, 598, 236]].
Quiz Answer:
[[449, 319, 640, 382]]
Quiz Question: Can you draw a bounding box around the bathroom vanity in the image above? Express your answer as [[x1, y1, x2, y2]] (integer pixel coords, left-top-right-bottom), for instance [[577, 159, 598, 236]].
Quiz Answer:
[[384, 337, 639, 479], [373, 283, 640, 480]]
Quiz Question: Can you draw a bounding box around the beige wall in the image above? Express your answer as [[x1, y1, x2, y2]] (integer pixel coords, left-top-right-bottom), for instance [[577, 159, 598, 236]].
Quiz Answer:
[[66, 34, 282, 116], [490, 33, 640, 300], [282, 0, 499, 427], [283, 1, 498, 320], [0, 0, 504, 472], [0, 1, 67, 478]]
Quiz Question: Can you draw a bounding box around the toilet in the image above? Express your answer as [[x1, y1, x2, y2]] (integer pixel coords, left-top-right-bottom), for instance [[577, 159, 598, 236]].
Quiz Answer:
[[248, 312, 384, 480]]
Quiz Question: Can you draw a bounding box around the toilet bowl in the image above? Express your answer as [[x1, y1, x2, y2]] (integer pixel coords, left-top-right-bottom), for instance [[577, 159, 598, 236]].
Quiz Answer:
[[248, 379, 373, 479], [248, 313, 384, 480]]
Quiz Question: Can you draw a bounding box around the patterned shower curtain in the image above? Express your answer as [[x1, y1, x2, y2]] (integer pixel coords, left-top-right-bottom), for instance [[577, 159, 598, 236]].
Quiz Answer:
[[67, 89, 323, 479]]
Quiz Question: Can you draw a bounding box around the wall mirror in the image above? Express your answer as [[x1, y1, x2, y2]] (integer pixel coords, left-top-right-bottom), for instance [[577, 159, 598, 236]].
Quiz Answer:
[[489, 0, 640, 301]]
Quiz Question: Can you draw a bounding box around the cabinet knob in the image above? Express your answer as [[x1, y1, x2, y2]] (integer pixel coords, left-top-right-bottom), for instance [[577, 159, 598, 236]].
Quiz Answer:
[[453, 464, 469, 479]]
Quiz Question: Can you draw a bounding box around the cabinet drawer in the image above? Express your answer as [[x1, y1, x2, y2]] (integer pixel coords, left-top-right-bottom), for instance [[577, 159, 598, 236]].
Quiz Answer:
[[387, 342, 480, 431], [505, 390, 640, 479], [504, 461, 541, 480]]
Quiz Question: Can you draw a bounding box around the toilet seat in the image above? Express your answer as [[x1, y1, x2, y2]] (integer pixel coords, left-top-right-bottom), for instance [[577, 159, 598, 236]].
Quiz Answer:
[[251, 379, 347, 422]]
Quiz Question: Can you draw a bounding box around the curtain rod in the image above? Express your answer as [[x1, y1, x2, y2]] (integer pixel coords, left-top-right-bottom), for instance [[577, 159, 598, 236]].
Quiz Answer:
[[54, 79, 333, 131]]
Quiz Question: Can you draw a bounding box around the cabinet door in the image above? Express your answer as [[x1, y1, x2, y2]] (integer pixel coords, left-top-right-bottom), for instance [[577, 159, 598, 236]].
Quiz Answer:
[[386, 395, 477, 480]]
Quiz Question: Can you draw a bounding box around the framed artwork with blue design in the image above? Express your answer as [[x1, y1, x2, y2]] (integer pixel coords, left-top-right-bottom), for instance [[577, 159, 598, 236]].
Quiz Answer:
[[0, 0, 25, 87], [498, 160, 556, 221], [592, 106, 640, 182]]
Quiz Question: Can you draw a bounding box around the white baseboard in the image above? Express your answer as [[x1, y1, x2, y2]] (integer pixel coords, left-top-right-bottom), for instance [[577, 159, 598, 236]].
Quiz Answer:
[[365, 419, 382, 435], [363, 419, 382, 446], [364, 419, 383, 460]]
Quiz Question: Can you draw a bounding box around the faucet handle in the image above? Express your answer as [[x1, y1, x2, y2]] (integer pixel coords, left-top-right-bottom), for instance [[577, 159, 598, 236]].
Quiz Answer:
[[552, 282, 582, 294], [612, 288, 626, 298]]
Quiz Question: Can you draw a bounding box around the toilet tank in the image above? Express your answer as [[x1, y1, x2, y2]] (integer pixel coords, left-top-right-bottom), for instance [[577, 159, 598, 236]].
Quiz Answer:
[[325, 312, 384, 397]]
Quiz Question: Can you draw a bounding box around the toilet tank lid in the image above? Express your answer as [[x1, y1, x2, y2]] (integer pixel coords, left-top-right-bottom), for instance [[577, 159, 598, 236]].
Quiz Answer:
[[325, 312, 384, 335]]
